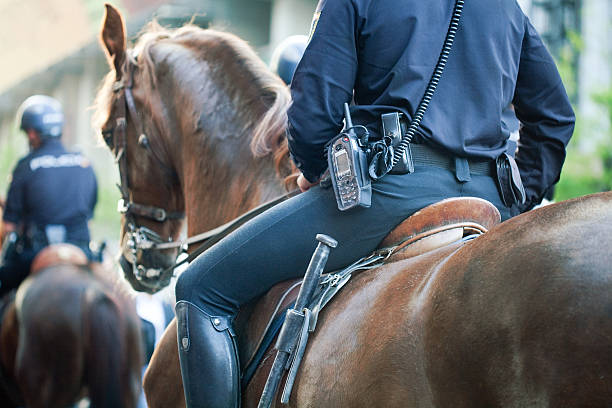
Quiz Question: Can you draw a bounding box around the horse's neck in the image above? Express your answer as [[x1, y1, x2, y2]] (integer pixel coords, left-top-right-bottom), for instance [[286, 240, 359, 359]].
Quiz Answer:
[[182, 153, 285, 236], [175, 87, 286, 236], [154, 40, 288, 236]]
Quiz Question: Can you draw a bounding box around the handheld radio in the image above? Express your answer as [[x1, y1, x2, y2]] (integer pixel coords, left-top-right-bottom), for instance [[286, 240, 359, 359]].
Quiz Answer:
[[327, 104, 371, 211]]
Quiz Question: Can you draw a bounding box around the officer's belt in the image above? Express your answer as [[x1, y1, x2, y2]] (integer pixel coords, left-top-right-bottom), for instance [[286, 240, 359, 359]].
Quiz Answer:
[[409, 143, 495, 177], [390, 113, 496, 177]]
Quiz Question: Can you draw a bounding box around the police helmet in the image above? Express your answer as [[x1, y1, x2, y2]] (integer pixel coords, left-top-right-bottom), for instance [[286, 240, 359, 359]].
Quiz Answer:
[[17, 95, 64, 138], [270, 35, 309, 85]]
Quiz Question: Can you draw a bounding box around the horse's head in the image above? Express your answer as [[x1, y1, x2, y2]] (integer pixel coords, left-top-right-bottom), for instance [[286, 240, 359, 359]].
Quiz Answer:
[[95, 5, 185, 293], [95, 5, 298, 293]]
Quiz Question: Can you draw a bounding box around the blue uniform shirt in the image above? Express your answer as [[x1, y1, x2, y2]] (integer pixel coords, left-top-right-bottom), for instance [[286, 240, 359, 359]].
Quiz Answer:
[[3, 139, 97, 242], [287, 0, 575, 211]]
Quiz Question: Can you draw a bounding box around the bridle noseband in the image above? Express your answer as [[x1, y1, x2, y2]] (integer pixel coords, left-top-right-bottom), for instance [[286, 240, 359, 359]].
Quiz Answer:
[[105, 55, 185, 288]]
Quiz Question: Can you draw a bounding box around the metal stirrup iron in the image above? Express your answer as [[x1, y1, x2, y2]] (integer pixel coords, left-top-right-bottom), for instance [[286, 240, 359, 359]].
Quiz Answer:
[[258, 234, 338, 408]]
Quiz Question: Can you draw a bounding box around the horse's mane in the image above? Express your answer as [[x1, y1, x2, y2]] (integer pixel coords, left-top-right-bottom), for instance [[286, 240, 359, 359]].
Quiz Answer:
[[93, 22, 297, 188]]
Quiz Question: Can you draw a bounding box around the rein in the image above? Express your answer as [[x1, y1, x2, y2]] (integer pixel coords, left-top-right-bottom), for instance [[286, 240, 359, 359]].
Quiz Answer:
[[155, 189, 300, 277]]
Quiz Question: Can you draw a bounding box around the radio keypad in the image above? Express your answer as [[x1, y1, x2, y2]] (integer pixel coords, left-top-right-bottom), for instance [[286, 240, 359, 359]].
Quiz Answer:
[[338, 176, 358, 205]]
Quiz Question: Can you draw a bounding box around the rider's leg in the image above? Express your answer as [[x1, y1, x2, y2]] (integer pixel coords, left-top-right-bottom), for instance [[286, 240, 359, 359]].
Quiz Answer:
[[175, 300, 240, 408], [174, 170, 439, 408], [174, 166, 512, 407]]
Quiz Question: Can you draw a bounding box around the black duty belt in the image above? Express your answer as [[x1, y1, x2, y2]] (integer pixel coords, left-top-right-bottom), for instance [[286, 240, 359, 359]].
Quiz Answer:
[[410, 143, 495, 177]]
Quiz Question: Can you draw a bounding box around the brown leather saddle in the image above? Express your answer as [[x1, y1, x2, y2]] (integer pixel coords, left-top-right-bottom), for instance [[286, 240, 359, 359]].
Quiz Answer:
[[237, 197, 501, 385], [380, 196, 500, 261]]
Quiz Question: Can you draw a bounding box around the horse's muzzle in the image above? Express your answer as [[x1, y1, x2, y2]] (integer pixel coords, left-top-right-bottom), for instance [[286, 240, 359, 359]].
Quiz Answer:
[[119, 253, 172, 294]]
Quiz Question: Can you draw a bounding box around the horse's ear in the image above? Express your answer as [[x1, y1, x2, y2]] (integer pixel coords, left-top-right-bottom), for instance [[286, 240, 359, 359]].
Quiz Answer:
[[100, 3, 127, 79]]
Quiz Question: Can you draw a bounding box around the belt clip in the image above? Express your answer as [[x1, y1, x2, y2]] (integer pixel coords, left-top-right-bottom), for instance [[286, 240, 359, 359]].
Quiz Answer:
[[454, 157, 471, 182], [381, 112, 414, 174]]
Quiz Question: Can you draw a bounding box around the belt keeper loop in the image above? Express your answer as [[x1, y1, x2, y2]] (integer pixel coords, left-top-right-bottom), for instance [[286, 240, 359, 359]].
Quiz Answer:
[[454, 157, 471, 182]]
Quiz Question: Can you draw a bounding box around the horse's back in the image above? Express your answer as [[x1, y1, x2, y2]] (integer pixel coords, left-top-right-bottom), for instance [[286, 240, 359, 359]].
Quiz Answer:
[[15, 265, 142, 408], [14, 267, 90, 406], [423, 192, 612, 407], [260, 243, 463, 408], [281, 193, 612, 408], [147, 193, 612, 408]]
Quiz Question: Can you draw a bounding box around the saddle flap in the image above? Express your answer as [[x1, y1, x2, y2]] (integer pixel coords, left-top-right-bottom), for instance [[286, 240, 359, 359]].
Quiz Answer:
[[379, 197, 501, 249]]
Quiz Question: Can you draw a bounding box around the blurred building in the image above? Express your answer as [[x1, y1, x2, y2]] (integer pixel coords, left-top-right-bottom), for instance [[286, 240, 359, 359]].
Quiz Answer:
[[0, 0, 316, 172]]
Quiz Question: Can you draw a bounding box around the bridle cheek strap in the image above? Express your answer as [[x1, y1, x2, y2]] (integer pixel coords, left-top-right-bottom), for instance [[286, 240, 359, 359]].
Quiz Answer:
[[112, 70, 185, 225], [118, 199, 185, 223]]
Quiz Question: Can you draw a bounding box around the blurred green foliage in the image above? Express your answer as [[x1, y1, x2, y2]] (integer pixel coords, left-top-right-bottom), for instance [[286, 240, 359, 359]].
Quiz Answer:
[[0, 134, 25, 186], [89, 178, 121, 245], [552, 32, 611, 201], [593, 89, 612, 190]]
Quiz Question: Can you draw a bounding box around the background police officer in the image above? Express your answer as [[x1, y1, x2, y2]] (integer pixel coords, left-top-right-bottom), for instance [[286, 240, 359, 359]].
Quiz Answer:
[[269, 35, 309, 85], [174, 1, 575, 407], [0, 95, 98, 296]]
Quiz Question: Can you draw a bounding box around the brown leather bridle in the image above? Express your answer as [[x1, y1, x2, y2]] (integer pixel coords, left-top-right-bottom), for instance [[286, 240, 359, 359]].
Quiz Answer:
[[102, 54, 185, 290], [102, 53, 298, 292]]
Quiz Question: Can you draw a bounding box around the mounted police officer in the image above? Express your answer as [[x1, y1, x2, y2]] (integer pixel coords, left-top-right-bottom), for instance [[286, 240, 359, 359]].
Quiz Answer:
[[175, 1, 574, 407], [0, 95, 98, 296]]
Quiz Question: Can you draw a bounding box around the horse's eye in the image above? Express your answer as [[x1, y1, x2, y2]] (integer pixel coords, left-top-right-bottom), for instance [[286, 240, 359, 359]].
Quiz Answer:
[[101, 127, 115, 149]]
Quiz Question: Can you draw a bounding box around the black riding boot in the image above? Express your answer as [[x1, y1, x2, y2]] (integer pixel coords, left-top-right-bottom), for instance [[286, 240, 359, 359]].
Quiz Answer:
[[176, 300, 240, 408]]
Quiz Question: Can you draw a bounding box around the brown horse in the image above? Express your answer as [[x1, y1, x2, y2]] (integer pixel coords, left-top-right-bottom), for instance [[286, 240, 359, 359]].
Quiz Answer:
[[0, 244, 143, 408], [96, 5, 612, 407]]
